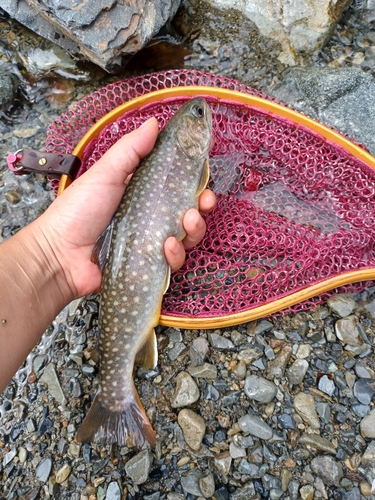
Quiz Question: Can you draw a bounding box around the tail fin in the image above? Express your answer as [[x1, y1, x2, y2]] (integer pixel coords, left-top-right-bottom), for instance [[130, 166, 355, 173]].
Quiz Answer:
[[75, 387, 156, 449]]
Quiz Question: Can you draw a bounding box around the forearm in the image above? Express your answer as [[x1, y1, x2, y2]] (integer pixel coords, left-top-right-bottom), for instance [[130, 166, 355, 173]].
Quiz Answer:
[[0, 220, 73, 392]]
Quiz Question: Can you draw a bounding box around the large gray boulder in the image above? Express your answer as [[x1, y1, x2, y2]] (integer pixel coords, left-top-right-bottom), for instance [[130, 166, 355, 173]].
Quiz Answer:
[[269, 66, 375, 156], [203, 0, 352, 64], [2, 0, 181, 72]]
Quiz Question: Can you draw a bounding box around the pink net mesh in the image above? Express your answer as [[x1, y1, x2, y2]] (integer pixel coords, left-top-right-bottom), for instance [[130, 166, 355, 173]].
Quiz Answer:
[[46, 70, 375, 320]]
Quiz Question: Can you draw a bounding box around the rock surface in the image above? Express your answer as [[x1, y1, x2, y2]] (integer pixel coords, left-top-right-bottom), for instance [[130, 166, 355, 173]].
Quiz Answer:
[[270, 66, 375, 156], [2, 0, 181, 72], [204, 0, 351, 64]]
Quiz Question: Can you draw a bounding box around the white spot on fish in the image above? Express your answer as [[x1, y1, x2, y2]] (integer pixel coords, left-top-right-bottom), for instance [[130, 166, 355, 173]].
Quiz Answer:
[[130, 285, 135, 291], [132, 271, 137, 276], [156, 231, 161, 237], [143, 286, 149, 292], [131, 311, 138, 316], [134, 297, 140, 303], [112, 381, 117, 387], [142, 274, 149, 280]]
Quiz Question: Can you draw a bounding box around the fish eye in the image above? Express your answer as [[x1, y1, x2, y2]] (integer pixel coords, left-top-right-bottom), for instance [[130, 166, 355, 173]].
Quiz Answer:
[[192, 105, 204, 118]]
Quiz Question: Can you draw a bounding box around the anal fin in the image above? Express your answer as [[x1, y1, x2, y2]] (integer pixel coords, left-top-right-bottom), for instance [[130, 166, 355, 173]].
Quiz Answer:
[[135, 329, 158, 369]]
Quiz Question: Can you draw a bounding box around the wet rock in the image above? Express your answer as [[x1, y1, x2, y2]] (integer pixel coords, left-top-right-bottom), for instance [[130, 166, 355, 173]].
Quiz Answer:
[[55, 463, 71, 484], [106, 481, 121, 500], [178, 409, 206, 450], [35, 457, 53, 483], [311, 456, 343, 486], [277, 413, 296, 430], [237, 348, 263, 364], [199, 473, 215, 498], [238, 414, 273, 440], [190, 337, 209, 366], [3, 447, 16, 466], [5, 190, 21, 205], [335, 315, 362, 346], [253, 319, 274, 334], [265, 345, 292, 379], [294, 392, 320, 429], [124, 450, 153, 485], [40, 363, 67, 406], [271, 66, 375, 156], [281, 469, 293, 492], [18, 446, 27, 463], [316, 402, 331, 423], [355, 362, 372, 379], [168, 341, 187, 361], [171, 371, 200, 408], [244, 375, 277, 403], [0, 67, 18, 111], [3, 0, 181, 72], [296, 344, 312, 359]]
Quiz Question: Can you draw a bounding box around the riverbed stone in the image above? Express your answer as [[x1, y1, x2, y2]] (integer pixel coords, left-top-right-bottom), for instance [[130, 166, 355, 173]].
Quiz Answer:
[[238, 414, 273, 440], [271, 66, 375, 156], [310, 456, 343, 486], [124, 450, 153, 485], [335, 315, 362, 346], [244, 375, 277, 403], [360, 409, 375, 438], [294, 392, 320, 429], [287, 359, 309, 385], [35, 457, 53, 483], [205, 0, 351, 65], [2, 0, 181, 72], [40, 363, 67, 407], [178, 409, 206, 450], [171, 371, 200, 408]]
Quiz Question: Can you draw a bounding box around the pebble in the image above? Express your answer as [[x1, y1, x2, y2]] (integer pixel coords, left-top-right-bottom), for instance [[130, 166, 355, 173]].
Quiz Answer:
[[171, 371, 200, 408], [168, 341, 187, 361], [299, 433, 336, 454], [18, 446, 27, 463], [353, 378, 375, 405], [214, 451, 232, 476], [318, 375, 336, 396], [294, 392, 320, 429], [316, 402, 331, 423], [244, 375, 277, 403], [253, 319, 274, 334], [335, 315, 362, 346], [229, 441, 247, 459], [238, 414, 273, 440], [354, 362, 372, 379], [35, 457, 53, 483], [187, 362, 217, 379], [327, 294, 356, 317], [296, 344, 312, 359], [5, 190, 21, 205], [124, 450, 153, 485], [237, 348, 263, 364], [287, 359, 309, 384], [300, 484, 314, 500], [281, 469, 293, 492], [265, 345, 292, 379], [189, 337, 209, 366], [360, 408, 375, 438], [199, 473, 215, 498], [40, 363, 67, 406], [181, 469, 204, 496], [310, 456, 343, 486], [178, 409, 206, 450], [105, 481, 121, 500], [232, 360, 247, 379], [55, 463, 71, 484], [208, 332, 235, 349], [361, 440, 375, 466], [237, 459, 260, 477]]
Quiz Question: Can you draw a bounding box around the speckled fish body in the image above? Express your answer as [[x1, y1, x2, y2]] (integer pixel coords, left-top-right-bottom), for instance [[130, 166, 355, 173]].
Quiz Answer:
[[76, 98, 212, 448]]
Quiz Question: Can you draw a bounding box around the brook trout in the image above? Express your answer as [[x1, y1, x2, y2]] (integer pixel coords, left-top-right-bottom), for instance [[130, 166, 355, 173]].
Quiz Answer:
[[76, 98, 212, 448]]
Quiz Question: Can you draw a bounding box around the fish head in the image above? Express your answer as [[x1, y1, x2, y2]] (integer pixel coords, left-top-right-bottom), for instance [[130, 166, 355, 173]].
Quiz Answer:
[[175, 97, 212, 160]]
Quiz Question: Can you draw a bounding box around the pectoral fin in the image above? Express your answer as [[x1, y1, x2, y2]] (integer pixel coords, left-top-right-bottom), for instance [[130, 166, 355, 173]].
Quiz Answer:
[[135, 329, 158, 370], [91, 219, 114, 270], [196, 159, 210, 196]]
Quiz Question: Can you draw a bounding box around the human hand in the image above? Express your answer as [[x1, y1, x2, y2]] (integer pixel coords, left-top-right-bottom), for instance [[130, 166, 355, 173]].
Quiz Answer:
[[32, 118, 216, 301]]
